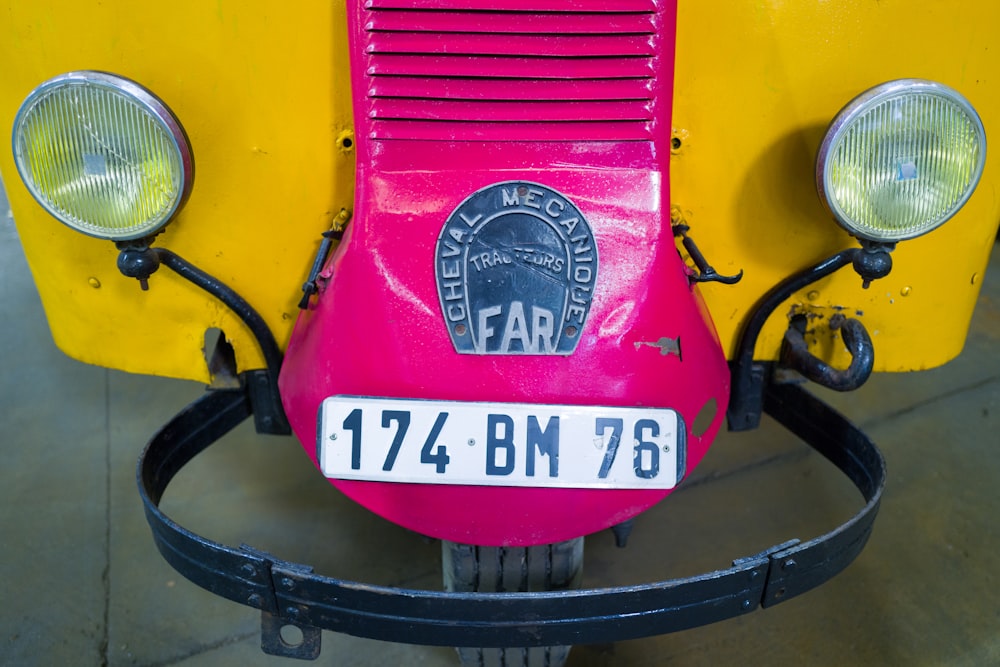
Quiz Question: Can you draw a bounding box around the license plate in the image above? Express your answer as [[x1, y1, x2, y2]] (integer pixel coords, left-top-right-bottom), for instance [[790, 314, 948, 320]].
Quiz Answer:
[[317, 396, 685, 489]]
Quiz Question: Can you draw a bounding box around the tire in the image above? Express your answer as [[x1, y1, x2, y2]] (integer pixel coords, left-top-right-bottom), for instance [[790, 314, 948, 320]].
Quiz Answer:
[[442, 538, 585, 667]]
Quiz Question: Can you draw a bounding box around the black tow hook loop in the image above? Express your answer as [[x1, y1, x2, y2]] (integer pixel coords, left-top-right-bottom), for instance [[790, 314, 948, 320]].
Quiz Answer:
[[781, 314, 874, 392]]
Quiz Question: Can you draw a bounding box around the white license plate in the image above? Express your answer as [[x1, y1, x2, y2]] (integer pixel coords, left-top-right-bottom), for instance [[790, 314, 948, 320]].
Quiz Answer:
[[318, 396, 685, 489]]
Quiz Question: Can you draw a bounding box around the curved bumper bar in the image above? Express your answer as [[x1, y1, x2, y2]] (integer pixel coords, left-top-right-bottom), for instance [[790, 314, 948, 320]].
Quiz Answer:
[[138, 380, 884, 657]]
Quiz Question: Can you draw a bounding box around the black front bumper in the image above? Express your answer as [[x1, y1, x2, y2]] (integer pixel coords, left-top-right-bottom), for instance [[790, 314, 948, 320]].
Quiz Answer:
[[138, 379, 884, 660]]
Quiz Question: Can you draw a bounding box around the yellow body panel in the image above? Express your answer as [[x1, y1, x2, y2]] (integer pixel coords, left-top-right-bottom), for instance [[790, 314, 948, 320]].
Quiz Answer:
[[0, 1, 355, 382], [0, 1, 997, 380], [672, 1, 1000, 370]]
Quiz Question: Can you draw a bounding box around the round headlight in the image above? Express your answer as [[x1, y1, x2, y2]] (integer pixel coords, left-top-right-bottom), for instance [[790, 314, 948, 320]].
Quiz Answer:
[[817, 79, 986, 242], [12, 71, 193, 241]]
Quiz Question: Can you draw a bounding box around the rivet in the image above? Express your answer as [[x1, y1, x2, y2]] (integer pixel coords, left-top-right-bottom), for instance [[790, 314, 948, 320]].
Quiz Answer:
[[742, 599, 752, 610], [247, 594, 262, 607], [241, 564, 257, 578], [900, 286, 912, 297], [670, 128, 688, 154], [336, 131, 355, 152], [281, 577, 295, 591], [972, 272, 980, 285], [782, 559, 796, 570], [749, 570, 760, 581], [285, 606, 300, 620], [806, 290, 820, 302], [88, 277, 101, 289]]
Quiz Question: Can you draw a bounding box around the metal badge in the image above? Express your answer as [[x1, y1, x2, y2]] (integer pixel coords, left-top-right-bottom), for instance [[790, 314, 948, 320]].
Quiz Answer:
[[436, 182, 598, 355]]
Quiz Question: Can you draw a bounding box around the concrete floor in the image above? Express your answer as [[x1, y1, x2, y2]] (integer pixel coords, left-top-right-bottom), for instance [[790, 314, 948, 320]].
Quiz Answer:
[[2, 173, 999, 666]]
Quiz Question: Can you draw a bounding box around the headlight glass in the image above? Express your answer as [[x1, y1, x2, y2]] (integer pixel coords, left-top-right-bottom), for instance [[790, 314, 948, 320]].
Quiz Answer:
[[817, 79, 986, 242], [12, 71, 193, 241]]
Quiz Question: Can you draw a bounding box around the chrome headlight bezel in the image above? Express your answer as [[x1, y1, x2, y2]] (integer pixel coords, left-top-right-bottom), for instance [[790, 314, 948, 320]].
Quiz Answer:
[[816, 78, 986, 242], [11, 70, 194, 241]]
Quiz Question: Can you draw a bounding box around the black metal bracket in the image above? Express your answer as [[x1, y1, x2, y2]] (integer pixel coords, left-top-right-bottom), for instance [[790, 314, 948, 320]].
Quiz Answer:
[[673, 224, 743, 285], [114, 244, 290, 435], [262, 608, 322, 659], [727, 241, 895, 430], [138, 379, 885, 658], [729, 249, 857, 431], [298, 229, 344, 310]]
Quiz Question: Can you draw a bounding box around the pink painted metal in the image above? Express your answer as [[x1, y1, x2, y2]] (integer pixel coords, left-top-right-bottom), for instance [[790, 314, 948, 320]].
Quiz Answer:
[[367, 33, 656, 57], [372, 99, 653, 122], [367, 77, 654, 102], [366, 9, 655, 34], [366, 0, 656, 11], [279, 0, 731, 546], [367, 54, 654, 79]]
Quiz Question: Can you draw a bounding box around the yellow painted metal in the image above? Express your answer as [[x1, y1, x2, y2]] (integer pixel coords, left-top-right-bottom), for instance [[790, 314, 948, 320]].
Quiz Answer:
[[0, 1, 997, 380], [0, 0, 355, 382], [672, 1, 1000, 370]]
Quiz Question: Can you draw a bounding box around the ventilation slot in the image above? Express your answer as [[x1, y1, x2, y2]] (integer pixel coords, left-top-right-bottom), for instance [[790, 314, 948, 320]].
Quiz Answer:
[[363, 1, 660, 142]]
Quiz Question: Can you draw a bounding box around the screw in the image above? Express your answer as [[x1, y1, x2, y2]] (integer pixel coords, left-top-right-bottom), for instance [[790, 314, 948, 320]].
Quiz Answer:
[[285, 606, 300, 620]]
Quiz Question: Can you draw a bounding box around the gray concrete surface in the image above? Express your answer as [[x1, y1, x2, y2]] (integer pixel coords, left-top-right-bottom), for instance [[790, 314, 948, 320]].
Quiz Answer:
[[2, 174, 999, 665]]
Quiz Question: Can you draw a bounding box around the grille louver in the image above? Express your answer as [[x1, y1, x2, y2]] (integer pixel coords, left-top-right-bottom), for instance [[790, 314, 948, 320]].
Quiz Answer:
[[362, 0, 660, 142]]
